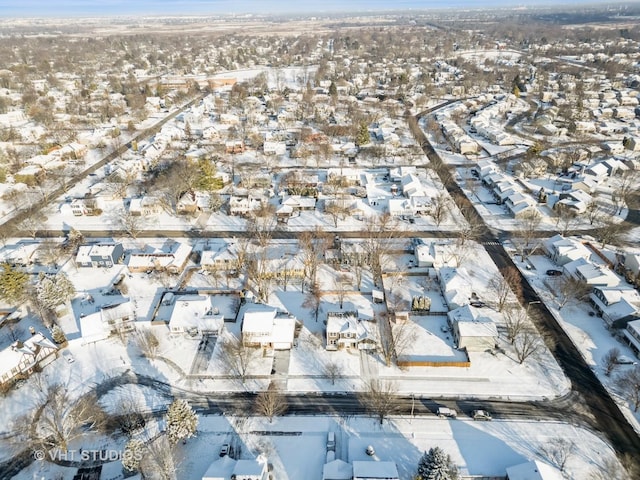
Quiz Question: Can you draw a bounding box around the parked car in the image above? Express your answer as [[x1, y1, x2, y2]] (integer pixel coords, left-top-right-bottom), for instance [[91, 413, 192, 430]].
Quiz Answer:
[[546, 269, 563, 276], [326, 432, 335, 451], [62, 350, 75, 364], [437, 407, 457, 419], [615, 356, 638, 365], [219, 444, 230, 457], [472, 410, 492, 421]]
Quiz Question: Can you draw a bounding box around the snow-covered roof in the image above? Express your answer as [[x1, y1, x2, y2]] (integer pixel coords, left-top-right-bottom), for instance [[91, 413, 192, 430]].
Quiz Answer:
[[0, 333, 58, 381], [323, 459, 352, 480], [506, 460, 563, 480], [352, 460, 399, 479], [168, 295, 224, 333]]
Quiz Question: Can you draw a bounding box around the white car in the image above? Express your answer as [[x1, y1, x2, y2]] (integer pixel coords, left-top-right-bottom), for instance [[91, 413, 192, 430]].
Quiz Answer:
[[62, 350, 75, 364]]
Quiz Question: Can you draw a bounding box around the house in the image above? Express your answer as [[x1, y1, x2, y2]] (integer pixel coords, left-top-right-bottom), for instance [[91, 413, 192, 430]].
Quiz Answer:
[[69, 198, 101, 216], [323, 459, 352, 480], [415, 243, 437, 267], [543, 235, 591, 266], [229, 195, 262, 216], [590, 286, 640, 326], [0, 333, 58, 390], [75, 243, 124, 268], [127, 242, 192, 274], [439, 267, 474, 310], [177, 191, 210, 214], [624, 252, 640, 277], [352, 461, 400, 480], [623, 319, 640, 358], [167, 295, 225, 336], [574, 262, 620, 288], [129, 196, 163, 216], [263, 141, 287, 156], [506, 460, 563, 480], [325, 311, 377, 351], [241, 306, 297, 350], [202, 455, 268, 480], [387, 198, 413, 217], [448, 305, 498, 352]]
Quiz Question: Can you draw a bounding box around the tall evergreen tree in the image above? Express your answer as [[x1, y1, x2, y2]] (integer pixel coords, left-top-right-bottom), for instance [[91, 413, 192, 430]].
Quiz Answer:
[[0, 262, 28, 304], [165, 399, 198, 445], [417, 447, 458, 480]]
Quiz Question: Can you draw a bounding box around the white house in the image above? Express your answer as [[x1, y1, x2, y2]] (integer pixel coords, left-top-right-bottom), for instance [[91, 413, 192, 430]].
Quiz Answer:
[[590, 286, 640, 326], [323, 459, 352, 480], [0, 333, 58, 390], [448, 305, 498, 352], [202, 455, 268, 480], [167, 295, 225, 336], [352, 461, 400, 480], [506, 460, 563, 480], [241, 307, 296, 350], [439, 267, 474, 310], [574, 262, 620, 288], [325, 311, 377, 351], [625, 252, 640, 277], [543, 234, 591, 266]]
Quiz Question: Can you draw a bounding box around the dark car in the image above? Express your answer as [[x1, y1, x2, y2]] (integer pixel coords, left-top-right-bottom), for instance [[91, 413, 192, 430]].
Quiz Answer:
[[546, 269, 563, 276]]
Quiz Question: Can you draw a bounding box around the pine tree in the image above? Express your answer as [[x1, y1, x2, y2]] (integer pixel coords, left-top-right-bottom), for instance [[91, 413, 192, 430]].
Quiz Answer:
[[355, 121, 370, 146], [0, 262, 28, 304], [122, 438, 144, 473], [35, 272, 76, 311], [329, 80, 338, 97], [417, 447, 458, 480], [51, 324, 66, 344], [165, 399, 198, 445]]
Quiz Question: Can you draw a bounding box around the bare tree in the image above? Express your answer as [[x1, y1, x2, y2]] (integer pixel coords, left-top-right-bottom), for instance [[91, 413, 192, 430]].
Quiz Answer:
[[429, 192, 450, 227], [513, 328, 543, 364], [220, 334, 261, 383], [19, 213, 46, 239], [299, 228, 332, 292], [24, 383, 107, 452], [136, 328, 160, 358], [593, 219, 626, 249], [302, 282, 322, 323], [503, 306, 528, 345], [615, 366, 640, 411], [488, 267, 522, 312], [539, 438, 575, 472], [600, 349, 622, 378], [379, 314, 416, 367], [554, 204, 579, 236], [254, 383, 288, 422], [120, 211, 144, 239], [518, 209, 542, 261], [359, 379, 400, 425], [554, 275, 591, 310], [324, 361, 341, 385], [139, 435, 179, 480], [111, 393, 148, 436], [334, 273, 352, 309]]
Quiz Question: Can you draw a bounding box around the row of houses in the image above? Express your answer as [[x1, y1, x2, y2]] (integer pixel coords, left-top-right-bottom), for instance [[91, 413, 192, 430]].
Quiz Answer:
[[543, 235, 640, 327]]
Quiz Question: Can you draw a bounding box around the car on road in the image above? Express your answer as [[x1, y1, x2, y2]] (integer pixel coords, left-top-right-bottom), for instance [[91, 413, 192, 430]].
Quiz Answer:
[[546, 269, 563, 276], [437, 407, 457, 418], [615, 356, 638, 365], [219, 444, 230, 457], [472, 409, 492, 421]]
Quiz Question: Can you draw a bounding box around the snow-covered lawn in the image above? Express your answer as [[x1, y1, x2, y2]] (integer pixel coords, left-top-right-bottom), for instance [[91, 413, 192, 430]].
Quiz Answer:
[[13, 415, 618, 480]]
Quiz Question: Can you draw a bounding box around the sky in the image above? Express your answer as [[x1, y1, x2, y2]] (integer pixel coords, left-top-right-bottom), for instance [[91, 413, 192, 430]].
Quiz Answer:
[[0, 0, 632, 17]]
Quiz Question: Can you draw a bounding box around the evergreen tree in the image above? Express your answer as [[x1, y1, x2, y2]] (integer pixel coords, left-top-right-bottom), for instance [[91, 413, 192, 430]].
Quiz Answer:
[[165, 399, 198, 445], [122, 438, 144, 473], [35, 272, 76, 311], [0, 262, 28, 304], [51, 324, 66, 344], [329, 80, 338, 97], [355, 121, 370, 146], [417, 447, 458, 480]]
